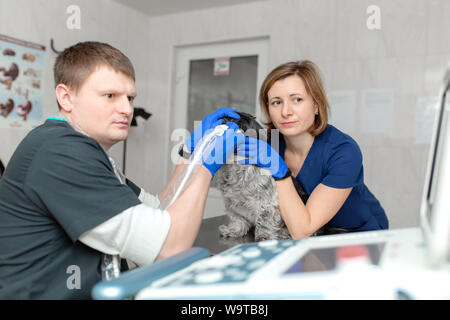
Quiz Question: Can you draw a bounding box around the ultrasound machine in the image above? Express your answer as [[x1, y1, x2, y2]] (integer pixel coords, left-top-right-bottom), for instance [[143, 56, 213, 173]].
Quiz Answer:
[[92, 64, 450, 300]]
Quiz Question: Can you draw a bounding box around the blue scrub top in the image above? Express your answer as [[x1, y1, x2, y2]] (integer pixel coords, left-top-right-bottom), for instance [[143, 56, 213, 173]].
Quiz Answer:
[[278, 124, 389, 232]]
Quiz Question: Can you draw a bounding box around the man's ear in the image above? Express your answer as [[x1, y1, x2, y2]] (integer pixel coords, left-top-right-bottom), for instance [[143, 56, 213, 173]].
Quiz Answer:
[[55, 84, 74, 112]]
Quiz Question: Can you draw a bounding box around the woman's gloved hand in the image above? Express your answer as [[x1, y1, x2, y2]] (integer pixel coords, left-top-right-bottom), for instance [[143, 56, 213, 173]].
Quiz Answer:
[[202, 122, 245, 177], [186, 107, 241, 152], [236, 137, 290, 180]]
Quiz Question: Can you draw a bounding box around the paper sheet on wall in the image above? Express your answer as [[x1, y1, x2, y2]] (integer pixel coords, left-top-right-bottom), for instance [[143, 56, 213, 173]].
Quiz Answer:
[[0, 34, 45, 129], [415, 96, 439, 145], [328, 90, 356, 133], [361, 89, 394, 134]]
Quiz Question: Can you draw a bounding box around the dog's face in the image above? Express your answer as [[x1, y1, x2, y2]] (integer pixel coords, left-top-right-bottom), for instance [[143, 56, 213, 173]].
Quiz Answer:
[[220, 111, 268, 163], [219, 110, 309, 203], [221, 111, 264, 135]]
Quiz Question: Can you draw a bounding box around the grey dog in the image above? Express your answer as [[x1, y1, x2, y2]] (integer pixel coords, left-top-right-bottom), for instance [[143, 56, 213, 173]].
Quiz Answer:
[[214, 112, 309, 241]]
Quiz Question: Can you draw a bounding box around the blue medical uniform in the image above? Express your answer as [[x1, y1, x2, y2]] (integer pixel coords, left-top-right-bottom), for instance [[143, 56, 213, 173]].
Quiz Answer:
[[279, 125, 388, 232]]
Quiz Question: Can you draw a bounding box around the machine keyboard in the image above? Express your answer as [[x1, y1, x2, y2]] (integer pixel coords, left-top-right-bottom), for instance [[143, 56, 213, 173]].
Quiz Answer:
[[156, 239, 300, 287]]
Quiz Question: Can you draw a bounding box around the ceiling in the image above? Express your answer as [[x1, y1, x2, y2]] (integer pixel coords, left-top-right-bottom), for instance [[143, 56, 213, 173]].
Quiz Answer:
[[112, 0, 269, 17]]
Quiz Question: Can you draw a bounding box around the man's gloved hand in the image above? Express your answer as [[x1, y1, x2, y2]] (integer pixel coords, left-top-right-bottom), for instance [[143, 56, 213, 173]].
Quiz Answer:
[[236, 137, 290, 180], [186, 107, 241, 152], [202, 122, 245, 177]]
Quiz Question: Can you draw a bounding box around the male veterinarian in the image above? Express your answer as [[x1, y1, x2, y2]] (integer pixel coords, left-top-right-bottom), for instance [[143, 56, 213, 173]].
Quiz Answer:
[[0, 41, 243, 299]]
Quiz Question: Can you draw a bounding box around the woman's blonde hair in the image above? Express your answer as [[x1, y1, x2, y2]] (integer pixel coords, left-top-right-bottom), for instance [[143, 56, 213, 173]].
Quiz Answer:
[[259, 60, 329, 136]]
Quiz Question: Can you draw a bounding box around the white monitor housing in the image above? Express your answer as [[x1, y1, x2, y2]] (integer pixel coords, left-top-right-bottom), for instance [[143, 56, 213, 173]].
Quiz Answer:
[[420, 63, 450, 268]]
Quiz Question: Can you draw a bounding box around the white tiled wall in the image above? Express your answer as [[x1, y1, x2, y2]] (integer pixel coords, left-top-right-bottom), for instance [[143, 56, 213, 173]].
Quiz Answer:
[[1, 0, 448, 230], [0, 0, 150, 171], [144, 0, 450, 229]]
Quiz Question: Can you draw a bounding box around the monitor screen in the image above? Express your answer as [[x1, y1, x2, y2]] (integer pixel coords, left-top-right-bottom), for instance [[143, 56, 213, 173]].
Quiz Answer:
[[283, 243, 385, 274]]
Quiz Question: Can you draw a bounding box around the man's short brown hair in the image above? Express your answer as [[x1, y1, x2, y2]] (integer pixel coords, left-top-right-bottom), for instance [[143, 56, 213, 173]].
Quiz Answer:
[[54, 41, 135, 108], [259, 60, 329, 136]]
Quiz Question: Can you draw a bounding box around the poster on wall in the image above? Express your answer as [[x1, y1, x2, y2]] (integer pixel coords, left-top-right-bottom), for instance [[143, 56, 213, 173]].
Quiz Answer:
[[415, 96, 439, 145], [328, 90, 356, 134], [360, 88, 394, 134], [0, 34, 45, 129]]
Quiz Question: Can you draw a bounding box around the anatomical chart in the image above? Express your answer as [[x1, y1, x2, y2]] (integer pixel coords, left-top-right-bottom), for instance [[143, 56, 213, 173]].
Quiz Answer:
[[0, 34, 45, 129]]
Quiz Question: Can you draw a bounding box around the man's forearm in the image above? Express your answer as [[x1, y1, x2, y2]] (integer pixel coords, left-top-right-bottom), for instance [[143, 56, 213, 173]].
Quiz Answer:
[[156, 164, 212, 260], [158, 157, 187, 205]]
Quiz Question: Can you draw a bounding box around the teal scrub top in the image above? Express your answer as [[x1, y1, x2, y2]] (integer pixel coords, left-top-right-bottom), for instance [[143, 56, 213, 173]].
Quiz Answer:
[[0, 119, 141, 299]]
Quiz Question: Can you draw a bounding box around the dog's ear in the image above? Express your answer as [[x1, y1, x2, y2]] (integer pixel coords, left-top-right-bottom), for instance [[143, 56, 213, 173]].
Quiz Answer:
[[221, 111, 264, 136], [291, 177, 309, 204]]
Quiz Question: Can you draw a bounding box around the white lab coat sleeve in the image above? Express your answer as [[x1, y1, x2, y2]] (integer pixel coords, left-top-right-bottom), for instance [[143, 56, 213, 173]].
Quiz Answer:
[[138, 188, 161, 208], [78, 203, 171, 266]]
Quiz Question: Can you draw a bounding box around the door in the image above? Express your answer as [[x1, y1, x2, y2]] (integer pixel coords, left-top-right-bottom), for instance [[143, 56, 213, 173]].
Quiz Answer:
[[170, 37, 269, 218]]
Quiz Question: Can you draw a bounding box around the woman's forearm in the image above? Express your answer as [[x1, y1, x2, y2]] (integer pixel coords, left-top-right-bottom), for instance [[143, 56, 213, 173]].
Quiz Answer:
[[275, 178, 314, 239]]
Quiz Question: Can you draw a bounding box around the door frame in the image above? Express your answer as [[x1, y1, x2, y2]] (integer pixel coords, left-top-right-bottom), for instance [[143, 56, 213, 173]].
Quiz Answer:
[[167, 36, 270, 218]]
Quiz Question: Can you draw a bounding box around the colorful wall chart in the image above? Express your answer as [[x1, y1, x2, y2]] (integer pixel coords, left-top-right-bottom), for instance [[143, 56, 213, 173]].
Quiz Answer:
[[0, 34, 45, 129]]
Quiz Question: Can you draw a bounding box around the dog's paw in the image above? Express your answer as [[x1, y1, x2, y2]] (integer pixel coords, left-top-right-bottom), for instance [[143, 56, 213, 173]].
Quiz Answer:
[[254, 229, 270, 241], [219, 223, 247, 238], [254, 234, 269, 242], [277, 228, 291, 240], [255, 227, 291, 241]]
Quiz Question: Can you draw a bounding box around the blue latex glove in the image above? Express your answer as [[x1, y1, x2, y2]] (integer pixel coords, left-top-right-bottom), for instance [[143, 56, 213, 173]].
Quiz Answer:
[[202, 122, 245, 177], [186, 107, 241, 152], [236, 137, 288, 179]]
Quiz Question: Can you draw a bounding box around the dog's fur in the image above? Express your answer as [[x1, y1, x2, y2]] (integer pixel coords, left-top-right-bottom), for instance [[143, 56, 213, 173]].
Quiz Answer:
[[214, 112, 309, 241]]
